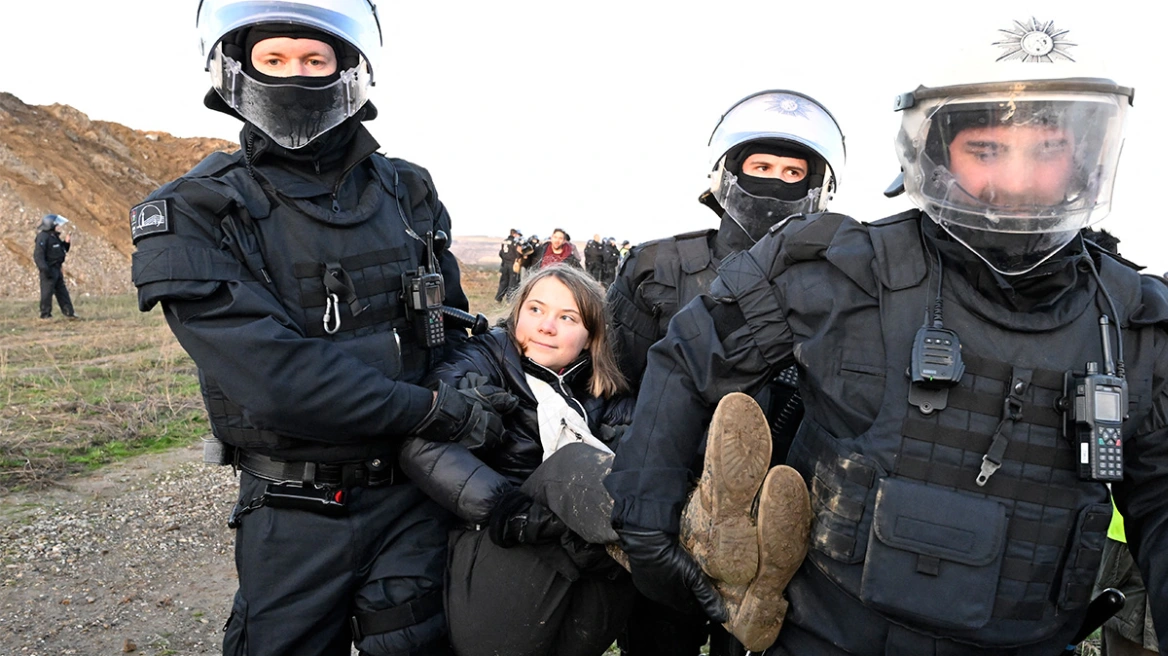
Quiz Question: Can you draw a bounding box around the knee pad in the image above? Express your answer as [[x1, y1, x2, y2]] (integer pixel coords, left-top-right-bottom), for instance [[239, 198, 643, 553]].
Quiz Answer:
[[352, 589, 452, 656]]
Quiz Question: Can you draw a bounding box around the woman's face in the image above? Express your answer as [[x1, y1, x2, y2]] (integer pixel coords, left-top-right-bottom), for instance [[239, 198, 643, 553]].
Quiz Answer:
[[514, 277, 590, 371]]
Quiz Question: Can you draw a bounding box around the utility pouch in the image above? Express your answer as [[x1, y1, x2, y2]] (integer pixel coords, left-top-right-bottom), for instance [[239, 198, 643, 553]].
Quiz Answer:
[[263, 483, 348, 517], [202, 437, 234, 466], [1057, 502, 1112, 611], [860, 477, 1006, 630], [795, 421, 880, 565]]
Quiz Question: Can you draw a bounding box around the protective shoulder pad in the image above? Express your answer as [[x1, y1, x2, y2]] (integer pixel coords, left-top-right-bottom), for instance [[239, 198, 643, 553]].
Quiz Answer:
[[763, 212, 881, 297], [1096, 254, 1168, 329], [382, 157, 436, 209], [674, 229, 716, 274], [176, 150, 271, 221], [865, 210, 928, 292], [1133, 274, 1168, 327], [184, 150, 244, 180]]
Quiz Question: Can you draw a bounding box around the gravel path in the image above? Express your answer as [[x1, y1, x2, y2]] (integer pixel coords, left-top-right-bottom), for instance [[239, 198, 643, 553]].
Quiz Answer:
[[0, 443, 238, 655]]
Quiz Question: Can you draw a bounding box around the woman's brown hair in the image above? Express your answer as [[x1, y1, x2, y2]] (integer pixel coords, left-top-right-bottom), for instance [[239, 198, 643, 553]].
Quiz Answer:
[[506, 264, 628, 398]]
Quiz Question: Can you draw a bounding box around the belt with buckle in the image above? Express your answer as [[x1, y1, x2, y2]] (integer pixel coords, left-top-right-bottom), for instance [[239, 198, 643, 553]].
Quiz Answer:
[[236, 450, 401, 488]]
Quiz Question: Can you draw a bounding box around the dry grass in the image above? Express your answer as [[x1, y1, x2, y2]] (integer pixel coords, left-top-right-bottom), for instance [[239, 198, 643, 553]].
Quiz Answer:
[[0, 295, 204, 492], [0, 265, 507, 492]]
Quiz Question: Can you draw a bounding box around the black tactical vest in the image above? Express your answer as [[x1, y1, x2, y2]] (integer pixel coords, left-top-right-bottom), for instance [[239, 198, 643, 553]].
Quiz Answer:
[[777, 214, 1155, 648], [171, 152, 440, 462], [635, 229, 721, 337]]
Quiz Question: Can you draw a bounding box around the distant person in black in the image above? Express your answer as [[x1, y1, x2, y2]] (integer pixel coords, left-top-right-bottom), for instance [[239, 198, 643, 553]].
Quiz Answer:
[[496, 228, 524, 302], [585, 234, 605, 282], [518, 234, 543, 273], [600, 237, 620, 287], [33, 214, 75, 319]]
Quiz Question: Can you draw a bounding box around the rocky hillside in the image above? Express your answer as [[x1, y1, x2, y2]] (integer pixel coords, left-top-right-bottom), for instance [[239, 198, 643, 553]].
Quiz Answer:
[[0, 93, 571, 300], [0, 92, 237, 299]]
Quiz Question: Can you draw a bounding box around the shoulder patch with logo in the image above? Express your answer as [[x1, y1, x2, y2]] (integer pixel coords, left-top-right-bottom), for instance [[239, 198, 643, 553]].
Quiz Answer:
[[130, 200, 171, 243]]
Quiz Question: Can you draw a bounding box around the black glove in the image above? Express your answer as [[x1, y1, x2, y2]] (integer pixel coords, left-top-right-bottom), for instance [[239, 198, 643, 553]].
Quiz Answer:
[[597, 423, 627, 448], [617, 527, 728, 623], [457, 372, 520, 415], [411, 381, 505, 450], [488, 489, 568, 548]]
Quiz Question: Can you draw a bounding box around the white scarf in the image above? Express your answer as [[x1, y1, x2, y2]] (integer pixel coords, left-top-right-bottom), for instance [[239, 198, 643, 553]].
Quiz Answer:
[[526, 374, 613, 461]]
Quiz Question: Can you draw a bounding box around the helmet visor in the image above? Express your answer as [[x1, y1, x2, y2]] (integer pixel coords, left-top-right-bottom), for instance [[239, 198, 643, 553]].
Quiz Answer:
[[717, 173, 820, 242], [941, 224, 1078, 275], [210, 46, 370, 149], [900, 84, 1128, 235]]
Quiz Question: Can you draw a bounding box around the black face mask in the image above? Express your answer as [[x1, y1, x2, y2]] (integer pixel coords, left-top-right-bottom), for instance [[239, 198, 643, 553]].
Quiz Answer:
[[736, 174, 811, 202], [726, 142, 816, 201]]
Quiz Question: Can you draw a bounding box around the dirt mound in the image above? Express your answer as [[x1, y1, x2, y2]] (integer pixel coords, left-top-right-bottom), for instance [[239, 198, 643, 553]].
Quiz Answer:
[[0, 92, 511, 300], [0, 92, 236, 299]]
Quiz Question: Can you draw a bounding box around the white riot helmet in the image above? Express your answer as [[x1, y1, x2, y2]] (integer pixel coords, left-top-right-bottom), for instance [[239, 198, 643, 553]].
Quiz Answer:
[[196, 0, 383, 149], [894, 16, 1133, 275], [708, 90, 846, 242]]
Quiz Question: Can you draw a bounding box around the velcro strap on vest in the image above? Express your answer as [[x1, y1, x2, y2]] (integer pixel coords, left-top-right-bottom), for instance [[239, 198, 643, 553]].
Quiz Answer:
[[131, 246, 251, 286], [895, 457, 1079, 509], [350, 589, 443, 641], [902, 420, 1075, 470]]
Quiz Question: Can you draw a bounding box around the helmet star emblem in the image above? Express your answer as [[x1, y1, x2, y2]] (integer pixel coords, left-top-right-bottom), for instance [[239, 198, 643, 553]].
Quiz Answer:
[[765, 95, 810, 118], [994, 17, 1077, 63]]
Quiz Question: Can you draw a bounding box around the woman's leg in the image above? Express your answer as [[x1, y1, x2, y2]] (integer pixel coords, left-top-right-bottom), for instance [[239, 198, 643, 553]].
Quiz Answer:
[[446, 527, 578, 656], [520, 443, 618, 544]]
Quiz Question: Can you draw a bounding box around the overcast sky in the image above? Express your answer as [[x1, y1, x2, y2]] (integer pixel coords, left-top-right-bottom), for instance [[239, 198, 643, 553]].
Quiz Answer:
[[2, 0, 1165, 271]]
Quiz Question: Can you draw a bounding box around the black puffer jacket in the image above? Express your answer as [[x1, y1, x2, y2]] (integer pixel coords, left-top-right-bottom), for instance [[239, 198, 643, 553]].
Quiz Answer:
[[400, 328, 634, 524]]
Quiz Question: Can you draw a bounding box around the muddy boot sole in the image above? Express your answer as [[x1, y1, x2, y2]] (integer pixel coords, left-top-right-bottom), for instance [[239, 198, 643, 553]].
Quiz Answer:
[[681, 392, 771, 586], [725, 465, 810, 652]]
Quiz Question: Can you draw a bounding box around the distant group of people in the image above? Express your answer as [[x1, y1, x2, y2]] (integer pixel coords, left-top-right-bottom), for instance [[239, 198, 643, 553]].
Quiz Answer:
[[584, 235, 628, 288], [496, 229, 631, 302]]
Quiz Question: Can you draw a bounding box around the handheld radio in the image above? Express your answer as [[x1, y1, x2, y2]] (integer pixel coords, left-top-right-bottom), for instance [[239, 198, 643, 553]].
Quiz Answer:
[[1064, 316, 1127, 482], [402, 231, 447, 348]]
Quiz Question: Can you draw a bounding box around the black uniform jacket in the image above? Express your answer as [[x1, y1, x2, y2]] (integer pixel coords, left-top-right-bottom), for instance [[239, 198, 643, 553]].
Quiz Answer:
[[606, 210, 1168, 644], [607, 229, 720, 389], [399, 328, 634, 524], [34, 229, 69, 269], [131, 125, 467, 462]]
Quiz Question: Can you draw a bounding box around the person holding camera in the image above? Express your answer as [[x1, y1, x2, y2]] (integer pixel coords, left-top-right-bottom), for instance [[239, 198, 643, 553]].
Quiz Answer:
[[496, 228, 524, 302]]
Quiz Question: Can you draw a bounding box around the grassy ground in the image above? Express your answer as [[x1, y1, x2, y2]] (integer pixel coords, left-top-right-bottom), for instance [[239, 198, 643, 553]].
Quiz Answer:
[[0, 264, 509, 494], [0, 294, 205, 492]]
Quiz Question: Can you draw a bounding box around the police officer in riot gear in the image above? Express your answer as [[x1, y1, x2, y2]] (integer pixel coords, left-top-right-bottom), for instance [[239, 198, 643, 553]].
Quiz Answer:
[[609, 89, 844, 391], [606, 89, 844, 656], [606, 15, 1168, 656], [34, 213, 75, 319], [131, 2, 503, 654]]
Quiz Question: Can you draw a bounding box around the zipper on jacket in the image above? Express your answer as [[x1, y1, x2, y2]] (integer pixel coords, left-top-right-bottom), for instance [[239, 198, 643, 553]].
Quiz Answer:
[[527, 359, 590, 426], [331, 156, 365, 216]]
